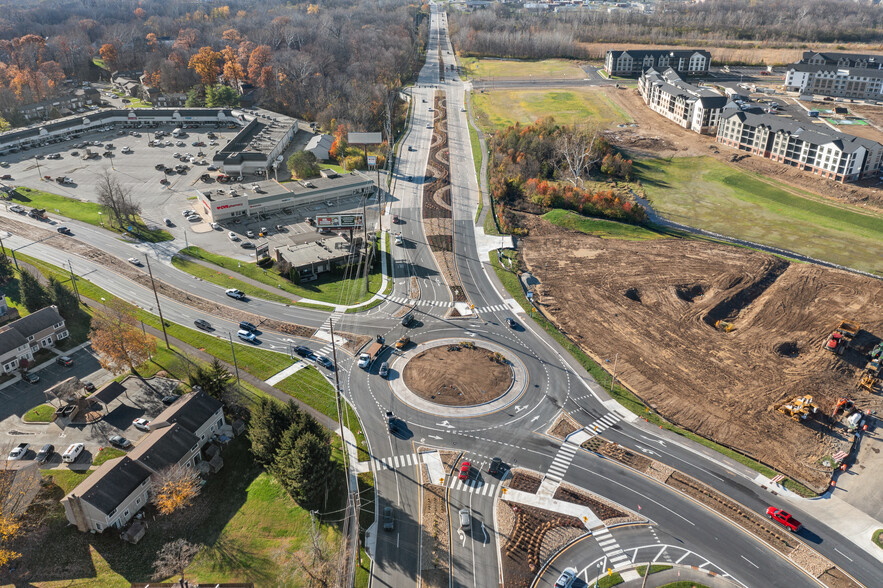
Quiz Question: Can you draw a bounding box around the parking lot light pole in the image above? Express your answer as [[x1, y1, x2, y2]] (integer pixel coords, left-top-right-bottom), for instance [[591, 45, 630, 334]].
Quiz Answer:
[[144, 255, 170, 349]]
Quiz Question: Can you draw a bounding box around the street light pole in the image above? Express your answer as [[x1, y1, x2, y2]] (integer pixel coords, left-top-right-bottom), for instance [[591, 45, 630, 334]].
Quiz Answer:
[[143, 255, 170, 349]]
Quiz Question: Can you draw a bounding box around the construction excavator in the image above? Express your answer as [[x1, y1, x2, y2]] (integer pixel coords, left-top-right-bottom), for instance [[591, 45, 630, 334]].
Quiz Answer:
[[777, 395, 819, 422], [832, 397, 854, 418]]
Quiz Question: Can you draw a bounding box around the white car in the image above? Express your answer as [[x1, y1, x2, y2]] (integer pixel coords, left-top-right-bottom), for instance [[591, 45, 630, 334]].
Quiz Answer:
[[237, 329, 256, 342], [358, 353, 371, 369], [394, 233, 404, 245], [554, 568, 577, 588], [228, 231, 239, 241], [127, 257, 142, 266], [182, 209, 194, 216], [211, 222, 220, 230], [226, 288, 246, 300], [132, 418, 150, 431]]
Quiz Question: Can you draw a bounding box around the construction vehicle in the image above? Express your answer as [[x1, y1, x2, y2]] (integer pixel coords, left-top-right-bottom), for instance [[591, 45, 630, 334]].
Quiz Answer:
[[868, 342, 883, 362], [859, 373, 878, 392], [825, 320, 860, 355], [838, 320, 860, 339], [832, 397, 854, 418], [777, 395, 819, 422], [715, 320, 735, 333]]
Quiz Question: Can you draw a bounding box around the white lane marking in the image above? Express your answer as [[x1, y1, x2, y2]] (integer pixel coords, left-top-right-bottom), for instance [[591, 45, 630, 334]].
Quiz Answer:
[[833, 547, 853, 562], [740, 555, 759, 569]]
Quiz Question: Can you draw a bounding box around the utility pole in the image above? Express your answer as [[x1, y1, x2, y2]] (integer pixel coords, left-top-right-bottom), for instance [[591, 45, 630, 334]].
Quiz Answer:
[[143, 255, 170, 349], [362, 194, 370, 292], [67, 260, 81, 304], [610, 353, 618, 394], [228, 332, 241, 386]]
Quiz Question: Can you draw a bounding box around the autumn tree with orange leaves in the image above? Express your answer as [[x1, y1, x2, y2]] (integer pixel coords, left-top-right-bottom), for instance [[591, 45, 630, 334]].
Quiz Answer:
[[89, 300, 156, 374], [246, 45, 271, 85], [99, 43, 118, 69], [221, 46, 244, 86], [151, 464, 202, 516], [188, 46, 222, 87]]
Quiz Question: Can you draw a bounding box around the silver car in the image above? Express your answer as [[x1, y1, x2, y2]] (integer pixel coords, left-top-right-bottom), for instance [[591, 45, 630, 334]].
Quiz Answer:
[[458, 508, 470, 530]]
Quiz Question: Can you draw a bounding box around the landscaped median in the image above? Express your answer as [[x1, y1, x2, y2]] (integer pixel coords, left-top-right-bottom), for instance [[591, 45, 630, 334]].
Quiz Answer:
[[22, 404, 55, 422]]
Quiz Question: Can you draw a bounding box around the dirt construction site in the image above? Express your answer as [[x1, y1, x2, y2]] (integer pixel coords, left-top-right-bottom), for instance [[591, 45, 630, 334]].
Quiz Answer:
[[519, 214, 883, 490]]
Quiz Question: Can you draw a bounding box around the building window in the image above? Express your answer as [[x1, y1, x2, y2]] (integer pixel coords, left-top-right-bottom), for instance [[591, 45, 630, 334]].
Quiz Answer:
[[96, 523, 102, 531], [136, 498, 141, 505], [124, 509, 130, 518]]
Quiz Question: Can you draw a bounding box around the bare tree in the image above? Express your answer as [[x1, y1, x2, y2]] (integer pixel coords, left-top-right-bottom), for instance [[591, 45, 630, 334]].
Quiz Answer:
[[96, 170, 141, 229], [554, 124, 601, 187], [152, 538, 200, 583], [151, 464, 202, 516]]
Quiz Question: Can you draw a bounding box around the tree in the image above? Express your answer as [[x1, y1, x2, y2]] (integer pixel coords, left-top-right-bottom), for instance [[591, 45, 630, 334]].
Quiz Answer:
[[221, 46, 244, 86], [554, 123, 601, 187], [248, 397, 297, 465], [0, 470, 26, 568], [89, 300, 156, 373], [188, 46, 222, 87], [96, 170, 140, 228], [0, 115, 9, 132], [151, 464, 202, 516], [204, 84, 239, 108], [189, 358, 231, 399], [48, 276, 79, 320], [273, 431, 332, 508], [287, 150, 320, 179], [185, 86, 205, 107], [246, 45, 271, 84], [152, 538, 200, 583], [18, 270, 50, 312], [99, 43, 118, 69], [329, 124, 348, 161], [0, 255, 13, 285], [134, 7, 146, 19]]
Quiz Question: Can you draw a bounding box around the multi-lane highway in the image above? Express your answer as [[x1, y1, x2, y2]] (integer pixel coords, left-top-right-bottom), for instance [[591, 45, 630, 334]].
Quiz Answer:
[[1, 3, 880, 587]]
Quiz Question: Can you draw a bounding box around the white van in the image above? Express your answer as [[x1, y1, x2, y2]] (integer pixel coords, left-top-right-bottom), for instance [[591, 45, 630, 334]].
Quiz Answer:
[[62, 443, 84, 463], [171, 128, 182, 137]]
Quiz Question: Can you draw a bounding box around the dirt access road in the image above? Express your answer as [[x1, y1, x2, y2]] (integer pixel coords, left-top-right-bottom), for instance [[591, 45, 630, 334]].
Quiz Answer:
[[520, 214, 883, 490]]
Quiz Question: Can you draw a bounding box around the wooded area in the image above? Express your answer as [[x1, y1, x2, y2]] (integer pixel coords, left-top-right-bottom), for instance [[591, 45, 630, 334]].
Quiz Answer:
[[449, 0, 883, 60], [0, 0, 428, 131]]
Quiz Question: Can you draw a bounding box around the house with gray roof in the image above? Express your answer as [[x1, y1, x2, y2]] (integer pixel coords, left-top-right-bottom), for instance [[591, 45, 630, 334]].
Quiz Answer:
[[0, 305, 68, 374], [605, 49, 711, 77], [716, 111, 883, 183], [639, 68, 732, 134], [60, 389, 227, 533], [784, 51, 883, 99]]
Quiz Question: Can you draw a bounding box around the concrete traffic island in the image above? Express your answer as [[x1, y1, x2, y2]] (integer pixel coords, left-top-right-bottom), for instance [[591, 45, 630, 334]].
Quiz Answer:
[[389, 338, 527, 417]]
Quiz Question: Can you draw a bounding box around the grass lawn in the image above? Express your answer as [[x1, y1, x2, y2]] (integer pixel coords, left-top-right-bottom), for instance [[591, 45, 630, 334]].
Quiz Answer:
[[461, 57, 586, 79], [171, 255, 294, 305], [636, 564, 673, 576], [466, 104, 484, 218], [179, 246, 382, 306], [542, 209, 665, 241], [91, 447, 126, 467], [472, 88, 631, 132], [23, 404, 55, 422], [634, 157, 883, 275], [11, 187, 172, 243], [873, 529, 883, 549], [41, 469, 92, 494]]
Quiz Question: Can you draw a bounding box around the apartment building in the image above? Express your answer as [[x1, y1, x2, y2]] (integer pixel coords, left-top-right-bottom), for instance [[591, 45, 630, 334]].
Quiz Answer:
[[638, 68, 730, 134], [0, 306, 68, 374], [605, 49, 711, 77], [784, 51, 883, 100], [716, 111, 883, 183]]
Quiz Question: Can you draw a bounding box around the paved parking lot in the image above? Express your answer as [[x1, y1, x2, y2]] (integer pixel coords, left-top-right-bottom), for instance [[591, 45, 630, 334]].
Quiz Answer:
[[0, 345, 180, 469]]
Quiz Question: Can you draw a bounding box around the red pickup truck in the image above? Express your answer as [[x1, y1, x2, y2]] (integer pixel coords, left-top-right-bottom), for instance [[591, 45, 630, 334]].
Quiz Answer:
[[766, 507, 801, 532]]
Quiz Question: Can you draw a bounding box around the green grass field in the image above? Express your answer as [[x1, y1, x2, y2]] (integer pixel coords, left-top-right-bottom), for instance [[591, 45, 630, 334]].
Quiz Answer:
[[461, 57, 586, 79], [472, 88, 631, 132], [542, 209, 665, 240], [91, 447, 126, 467], [11, 187, 172, 242], [23, 403, 55, 422], [179, 246, 381, 305], [634, 157, 883, 275]]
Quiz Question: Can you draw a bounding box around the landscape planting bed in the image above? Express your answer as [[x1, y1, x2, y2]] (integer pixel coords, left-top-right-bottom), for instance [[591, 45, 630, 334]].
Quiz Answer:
[[402, 345, 512, 406], [520, 213, 883, 490]]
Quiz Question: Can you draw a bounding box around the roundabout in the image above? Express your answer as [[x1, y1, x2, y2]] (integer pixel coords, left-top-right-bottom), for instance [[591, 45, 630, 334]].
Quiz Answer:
[[388, 337, 528, 417]]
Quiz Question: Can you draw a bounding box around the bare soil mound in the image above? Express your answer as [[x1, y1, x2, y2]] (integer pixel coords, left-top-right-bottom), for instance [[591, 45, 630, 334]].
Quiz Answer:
[[520, 214, 883, 489], [403, 345, 513, 406]]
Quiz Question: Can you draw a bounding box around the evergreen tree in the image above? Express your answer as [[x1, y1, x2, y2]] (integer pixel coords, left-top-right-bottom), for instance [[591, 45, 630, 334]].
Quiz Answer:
[[190, 358, 232, 399], [49, 277, 79, 320], [274, 430, 332, 508], [248, 397, 291, 465], [18, 270, 51, 312], [0, 255, 13, 285]]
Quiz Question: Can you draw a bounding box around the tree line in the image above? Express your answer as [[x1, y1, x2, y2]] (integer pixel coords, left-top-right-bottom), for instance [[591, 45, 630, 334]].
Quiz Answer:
[[449, 0, 883, 61], [0, 0, 429, 134]]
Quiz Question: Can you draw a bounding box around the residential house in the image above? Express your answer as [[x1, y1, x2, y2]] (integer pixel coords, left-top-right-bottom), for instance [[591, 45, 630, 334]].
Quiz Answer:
[[716, 111, 883, 183], [61, 389, 227, 533], [605, 49, 711, 77], [638, 68, 731, 134], [154, 93, 187, 107], [0, 305, 68, 373], [111, 73, 143, 98], [304, 134, 334, 161], [14, 88, 101, 122], [784, 51, 883, 100]]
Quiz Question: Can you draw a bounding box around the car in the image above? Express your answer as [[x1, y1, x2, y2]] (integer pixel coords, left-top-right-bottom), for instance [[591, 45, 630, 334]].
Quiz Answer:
[[182, 209, 194, 216], [240, 241, 255, 249], [56, 226, 70, 234], [554, 568, 577, 588], [22, 372, 39, 384], [246, 230, 255, 238], [506, 318, 517, 329], [239, 321, 257, 332], [121, 146, 132, 153], [316, 355, 334, 370], [188, 214, 201, 222], [379, 361, 390, 378], [1, 174, 12, 180], [426, 123, 432, 129], [237, 329, 257, 343], [161, 395, 179, 405], [395, 335, 410, 349], [394, 233, 403, 245], [62, 443, 84, 463], [132, 418, 151, 431], [228, 231, 239, 241], [392, 214, 400, 224], [458, 461, 471, 480], [108, 435, 131, 449], [488, 456, 503, 475], [210, 221, 221, 230], [35, 443, 55, 464], [358, 353, 371, 368], [207, 165, 218, 171], [461, 107, 466, 112], [401, 312, 415, 327], [194, 318, 212, 330], [83, 381, 96, 392], [226, 289, 246, 299], [294, 345, 311, 358], [163, 218, 173, 227], [8, 443, 29, 461], [458, 508, 471, 530], [56, 355, 73, 367], [407, 145, 414, 151], [766, 507, 802, 532], [383, 506, 395, 531], [127, 257, 142, 266]]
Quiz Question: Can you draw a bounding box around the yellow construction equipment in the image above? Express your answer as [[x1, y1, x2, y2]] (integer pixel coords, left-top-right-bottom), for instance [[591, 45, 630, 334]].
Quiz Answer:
[[859, 373, 878, 393], [715, 320, 735, 333], [777, 395, 819, 422]]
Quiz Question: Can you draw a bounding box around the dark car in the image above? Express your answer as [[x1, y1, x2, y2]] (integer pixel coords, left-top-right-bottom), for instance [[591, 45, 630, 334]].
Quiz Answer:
[[239, 321, 257, 332], [194, 318, 212, 331], [294, 345, 311, 357], [56, 355, 73, 367], [35, 443, 55, 464], [161, 395, 179, 405], [488, 457, 503, 475], [401, 312, 415, 327], [108, 435, 132, 449], [22, 372, 39, 384], [316, 356, 334, 370], [506, 318, 517, 329], [383, 506, 395, 531], [83, 381, 96, 392]]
